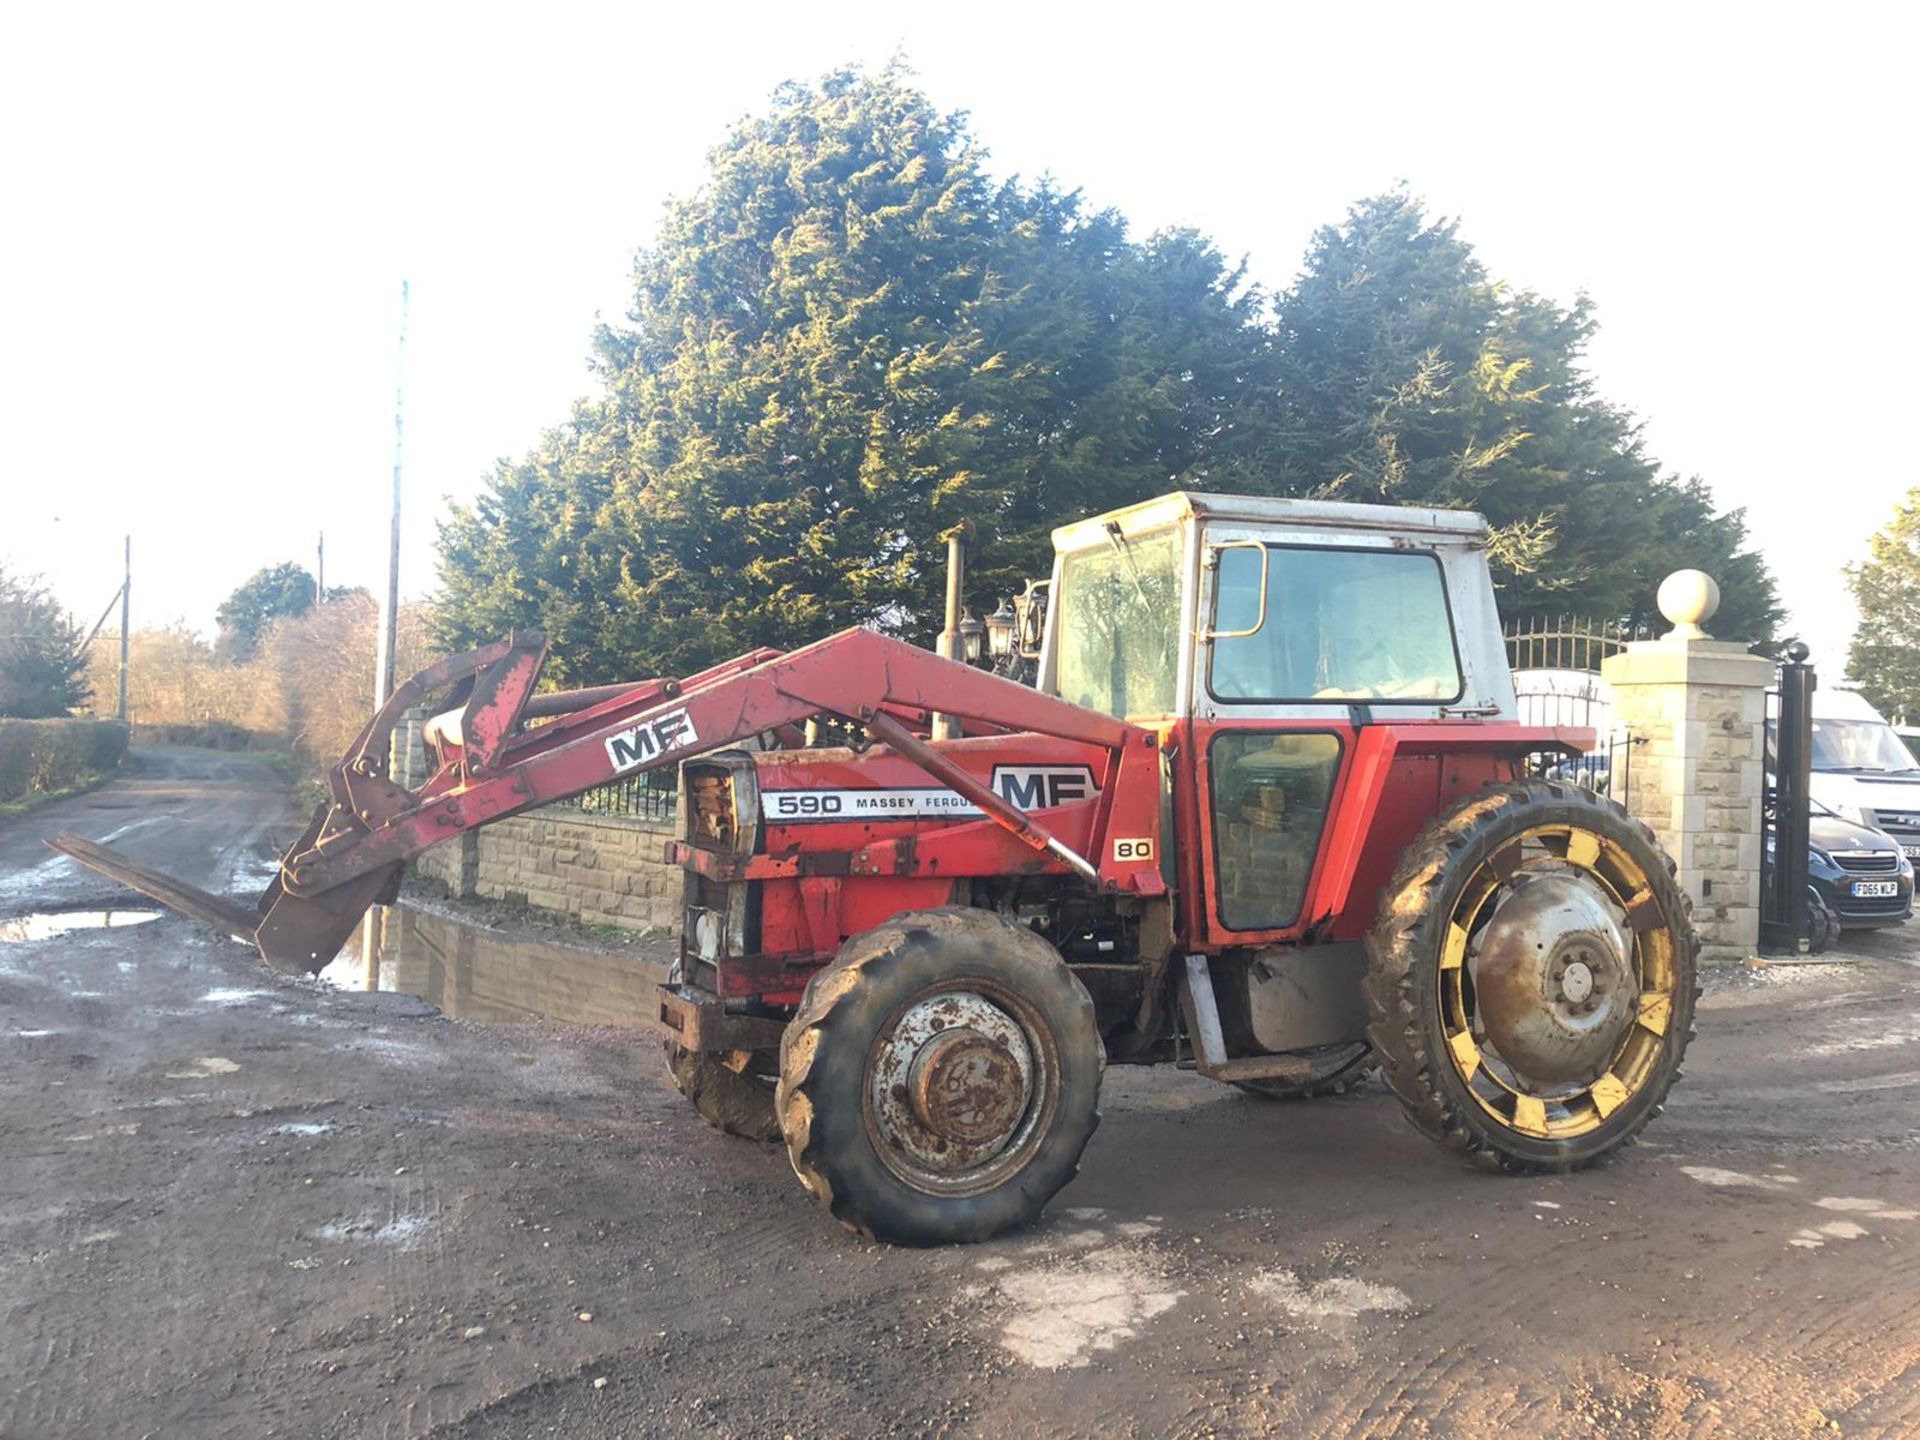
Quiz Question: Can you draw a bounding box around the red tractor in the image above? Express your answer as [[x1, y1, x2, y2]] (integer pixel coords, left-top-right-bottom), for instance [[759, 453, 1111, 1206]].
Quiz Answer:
[[59, 491, 1698, 1245]]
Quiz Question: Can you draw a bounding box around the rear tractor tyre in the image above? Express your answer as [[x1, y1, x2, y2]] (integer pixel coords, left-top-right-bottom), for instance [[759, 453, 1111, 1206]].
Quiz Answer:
[[775, 907, 1103, 1246], [1365, 780, 1699, 1174], [663, 1041, 780, 1143], [1231, 1042, 1376, 1100]]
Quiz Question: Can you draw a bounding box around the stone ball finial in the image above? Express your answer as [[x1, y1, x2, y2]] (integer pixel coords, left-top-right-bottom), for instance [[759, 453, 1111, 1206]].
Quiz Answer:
[[1657, 569, 1720, 639]]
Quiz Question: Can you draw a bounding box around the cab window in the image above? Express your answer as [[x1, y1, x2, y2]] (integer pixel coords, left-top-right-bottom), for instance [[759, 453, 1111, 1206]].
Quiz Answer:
[[1209, 731, 1342, 929], [1055, 529, 1181, 719], [1210, 546, 1462, 703]]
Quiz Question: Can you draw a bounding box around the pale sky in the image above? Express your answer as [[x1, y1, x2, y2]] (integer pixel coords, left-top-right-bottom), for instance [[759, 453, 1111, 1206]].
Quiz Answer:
[[2, 2, 1911, 673]]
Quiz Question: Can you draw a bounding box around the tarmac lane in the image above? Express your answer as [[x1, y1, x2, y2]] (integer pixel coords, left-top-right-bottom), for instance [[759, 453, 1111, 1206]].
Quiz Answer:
[[1, 748, 1918, 1438]]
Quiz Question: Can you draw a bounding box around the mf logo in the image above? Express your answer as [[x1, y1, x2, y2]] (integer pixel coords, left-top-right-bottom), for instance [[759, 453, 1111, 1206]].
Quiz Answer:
[[604, 707, 699, 774], [988, 765, 1098, 810]]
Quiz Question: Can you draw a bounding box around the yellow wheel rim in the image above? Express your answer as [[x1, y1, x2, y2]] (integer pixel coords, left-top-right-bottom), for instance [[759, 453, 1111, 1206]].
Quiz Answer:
[[1438, 825, 1677, 1140]]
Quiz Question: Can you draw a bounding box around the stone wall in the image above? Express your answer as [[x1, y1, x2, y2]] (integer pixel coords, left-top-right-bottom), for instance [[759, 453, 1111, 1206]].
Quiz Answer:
[[414, 826, 476, 897], [468, 809, 679, 932], [395, 710, 681, 936]]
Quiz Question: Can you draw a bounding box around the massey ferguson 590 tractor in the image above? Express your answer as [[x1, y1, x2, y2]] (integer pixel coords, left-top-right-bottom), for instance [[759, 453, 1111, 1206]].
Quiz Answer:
[[57, 491, 1698, 1245]]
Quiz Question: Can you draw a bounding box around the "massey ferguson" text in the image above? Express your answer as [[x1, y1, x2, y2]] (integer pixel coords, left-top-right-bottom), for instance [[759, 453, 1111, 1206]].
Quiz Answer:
[[763, 765, 1098, 823]]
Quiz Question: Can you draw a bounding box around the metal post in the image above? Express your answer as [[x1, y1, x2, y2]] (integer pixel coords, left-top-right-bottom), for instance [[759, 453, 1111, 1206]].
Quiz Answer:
[[932, 531, 964, 741], [316, 530, 325, 605], [1766, 642, 1815, 953], [117, 535, 130, 722], [362, 280, 408, 981]]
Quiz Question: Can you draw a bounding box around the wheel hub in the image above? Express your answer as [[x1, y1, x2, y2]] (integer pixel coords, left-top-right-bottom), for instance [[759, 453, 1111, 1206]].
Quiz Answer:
[[1470, 872, 1637, 1087], [908, 1028, 1026, 1144], [869, 991, 1035, 1174]]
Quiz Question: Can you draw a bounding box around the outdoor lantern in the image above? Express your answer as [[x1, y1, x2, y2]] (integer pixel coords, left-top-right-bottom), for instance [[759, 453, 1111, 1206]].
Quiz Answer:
[[959, 613, 986, 664], [985, 600, 1016, 659]]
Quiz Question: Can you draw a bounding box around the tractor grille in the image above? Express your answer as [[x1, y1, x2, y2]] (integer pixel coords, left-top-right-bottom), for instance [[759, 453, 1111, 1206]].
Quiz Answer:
[[1831, 851, 1899, 873], [685, 767, 738, 850], [678, 754, 758, 967]]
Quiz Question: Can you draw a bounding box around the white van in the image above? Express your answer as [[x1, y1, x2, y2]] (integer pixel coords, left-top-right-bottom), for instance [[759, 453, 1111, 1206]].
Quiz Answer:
[[1805, 688, 1920, 859], [1896, 722, 1920, 766]]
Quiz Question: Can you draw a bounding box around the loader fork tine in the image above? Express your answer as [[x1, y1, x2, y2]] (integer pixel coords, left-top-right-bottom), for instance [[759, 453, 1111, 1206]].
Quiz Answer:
[[46, 833, 263, 940], [46, 830, 399, 977]]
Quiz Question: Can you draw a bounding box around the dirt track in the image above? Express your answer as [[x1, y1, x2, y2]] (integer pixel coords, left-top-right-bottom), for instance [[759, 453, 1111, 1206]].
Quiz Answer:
[[3, 749, 1920, 1439]]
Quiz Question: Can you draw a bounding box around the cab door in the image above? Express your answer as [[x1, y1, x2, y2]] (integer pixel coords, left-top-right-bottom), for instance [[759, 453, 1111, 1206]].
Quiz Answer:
[[1184, 535, 1466, 948], [1189, 720, 1355, 947]]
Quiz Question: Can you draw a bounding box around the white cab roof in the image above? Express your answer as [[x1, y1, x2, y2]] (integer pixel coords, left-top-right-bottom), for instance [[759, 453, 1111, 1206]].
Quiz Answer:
[[1053, 490, 1490, 551]]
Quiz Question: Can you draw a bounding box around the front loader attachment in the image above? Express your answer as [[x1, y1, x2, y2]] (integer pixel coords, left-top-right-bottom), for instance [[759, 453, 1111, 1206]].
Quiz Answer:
[[46, 833, 266, 944], [51, 623, 1167, 975]]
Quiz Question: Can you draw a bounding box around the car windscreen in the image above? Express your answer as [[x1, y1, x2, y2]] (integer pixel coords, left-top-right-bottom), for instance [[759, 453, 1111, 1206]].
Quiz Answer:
[[1809, 717, 1920, 774]]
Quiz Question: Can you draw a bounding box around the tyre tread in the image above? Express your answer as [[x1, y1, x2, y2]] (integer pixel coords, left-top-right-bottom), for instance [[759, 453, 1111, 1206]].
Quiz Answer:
[[664, 1041, 780, 1143], [775, 906, 1102, 1244]]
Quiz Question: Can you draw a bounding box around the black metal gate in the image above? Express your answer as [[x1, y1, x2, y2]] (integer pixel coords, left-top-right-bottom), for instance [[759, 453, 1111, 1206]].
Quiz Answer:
[[1504, 617, 1636, 795]]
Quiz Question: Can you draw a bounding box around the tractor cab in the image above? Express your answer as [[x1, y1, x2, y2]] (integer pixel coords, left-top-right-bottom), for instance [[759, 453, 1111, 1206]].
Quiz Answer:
[[1027, 492, 1525, 953], [1037, 490, 1516, 725]]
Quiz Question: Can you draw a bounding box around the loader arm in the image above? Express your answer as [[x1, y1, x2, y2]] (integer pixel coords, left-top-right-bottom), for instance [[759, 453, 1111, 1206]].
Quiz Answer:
[[51, 627, 1162, 973]]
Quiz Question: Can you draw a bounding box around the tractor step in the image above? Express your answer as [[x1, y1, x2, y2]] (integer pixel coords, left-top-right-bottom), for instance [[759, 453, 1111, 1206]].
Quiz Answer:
[[1177, 953, 1345, 1083]]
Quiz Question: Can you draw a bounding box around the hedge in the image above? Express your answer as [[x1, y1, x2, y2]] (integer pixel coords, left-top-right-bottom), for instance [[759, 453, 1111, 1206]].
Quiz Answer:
[[0, 718, 130, 805], [130, 721, 264, 751]]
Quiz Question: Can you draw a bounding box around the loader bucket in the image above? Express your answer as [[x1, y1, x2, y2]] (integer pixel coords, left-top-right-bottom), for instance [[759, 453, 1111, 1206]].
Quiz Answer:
[[47, 823, 403, 976]]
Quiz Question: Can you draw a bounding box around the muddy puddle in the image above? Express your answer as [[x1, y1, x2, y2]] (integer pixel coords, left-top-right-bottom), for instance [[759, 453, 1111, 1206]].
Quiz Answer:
[[319, 904, 670, 1027], [0, 911, 162, 942]]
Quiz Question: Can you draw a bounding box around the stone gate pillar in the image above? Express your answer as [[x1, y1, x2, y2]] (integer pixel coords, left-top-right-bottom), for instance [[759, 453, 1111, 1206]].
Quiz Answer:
[[1600, 571, 1770, 962]]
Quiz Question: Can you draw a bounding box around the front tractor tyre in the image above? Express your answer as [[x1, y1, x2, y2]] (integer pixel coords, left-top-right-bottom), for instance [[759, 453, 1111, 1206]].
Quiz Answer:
[[775, 908, 1104, 1246], [1366, 780, 1699, 1173], [663, 1042, 781, 1143]]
